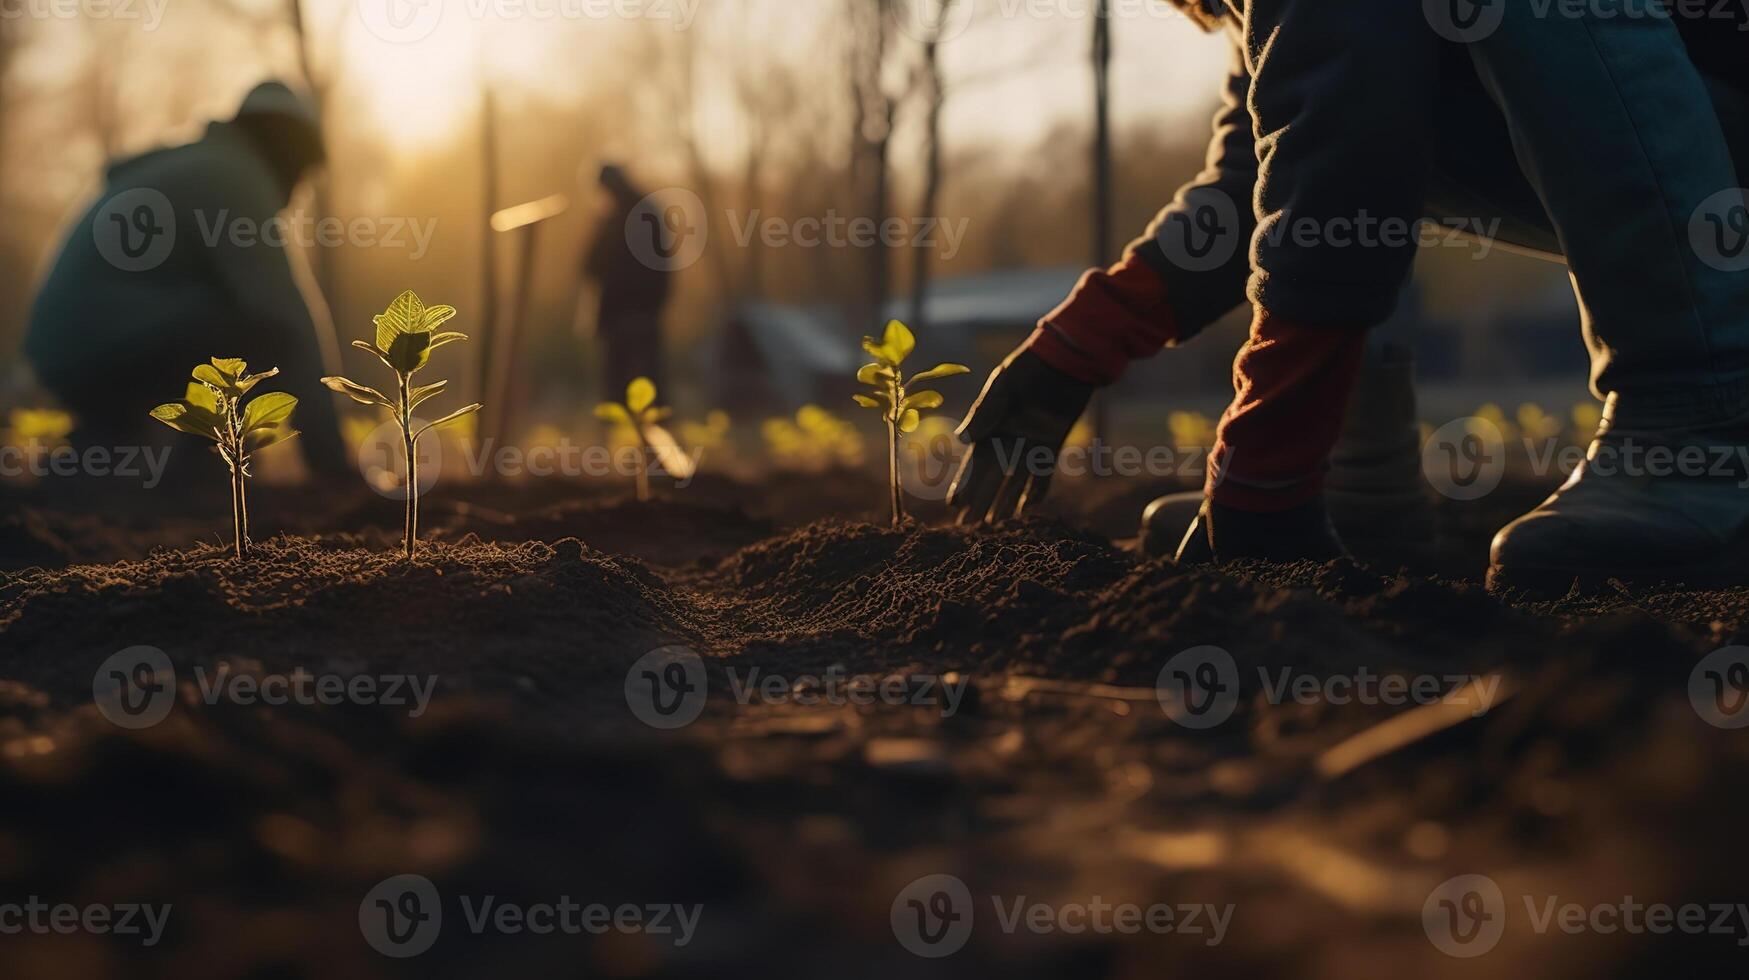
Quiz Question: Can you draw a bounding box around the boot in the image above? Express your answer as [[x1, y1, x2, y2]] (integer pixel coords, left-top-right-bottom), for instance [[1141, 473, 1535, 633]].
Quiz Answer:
[[1141, 344, 1436, 562], [1323, 342, 1438, 562], [1487, 402, 1749, 595]]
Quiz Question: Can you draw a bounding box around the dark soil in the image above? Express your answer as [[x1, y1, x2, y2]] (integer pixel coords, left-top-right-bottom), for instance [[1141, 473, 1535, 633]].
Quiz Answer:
[[2, 471, 1747, 978]]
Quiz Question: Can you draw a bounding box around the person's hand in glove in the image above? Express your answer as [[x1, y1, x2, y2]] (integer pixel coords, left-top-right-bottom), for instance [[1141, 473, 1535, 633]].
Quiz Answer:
[[947, 344, 1096, 523]]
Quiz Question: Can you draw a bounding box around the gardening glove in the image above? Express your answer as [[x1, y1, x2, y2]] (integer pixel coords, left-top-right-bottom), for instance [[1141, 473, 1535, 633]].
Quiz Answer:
[[948, 344, 1096, 523]]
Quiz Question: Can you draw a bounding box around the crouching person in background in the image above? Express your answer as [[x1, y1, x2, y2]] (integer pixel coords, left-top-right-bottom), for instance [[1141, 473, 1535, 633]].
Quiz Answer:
[[22, 80, 349, 482]]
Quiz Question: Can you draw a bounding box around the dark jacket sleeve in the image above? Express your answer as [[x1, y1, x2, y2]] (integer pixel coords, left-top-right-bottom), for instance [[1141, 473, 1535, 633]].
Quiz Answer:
[[1031, 42, 1258, 384]]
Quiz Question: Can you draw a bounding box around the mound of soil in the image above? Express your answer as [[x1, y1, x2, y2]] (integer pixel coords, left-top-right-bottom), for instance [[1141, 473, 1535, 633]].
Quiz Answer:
[[4, 482, 1749, 978]]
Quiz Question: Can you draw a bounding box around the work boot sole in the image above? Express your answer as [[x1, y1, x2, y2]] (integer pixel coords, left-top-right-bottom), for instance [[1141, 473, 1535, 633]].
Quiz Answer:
[[1487, 552, 1749, 598]]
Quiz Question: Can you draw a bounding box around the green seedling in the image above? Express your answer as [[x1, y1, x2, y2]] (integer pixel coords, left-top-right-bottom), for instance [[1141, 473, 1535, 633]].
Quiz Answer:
[[596, 376, 671, 502], [323, 290, 482, 561], [150, 357, 299, 559], [854, 319, 968, 525]]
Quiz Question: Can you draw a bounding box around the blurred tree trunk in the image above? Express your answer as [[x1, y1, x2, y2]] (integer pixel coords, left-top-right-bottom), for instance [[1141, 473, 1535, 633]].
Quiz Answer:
[[1090, 0, 1113, 442], [286, 0, 343, 377], [847, 0, 896, 336], [907, 0, 958, 332], [1092, 0, 1113, 266], [478, 87, 499, 407]]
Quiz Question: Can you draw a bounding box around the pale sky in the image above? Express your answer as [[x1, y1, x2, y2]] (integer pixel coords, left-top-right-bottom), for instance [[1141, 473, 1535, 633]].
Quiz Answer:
[[5, 0, 1231, 208]]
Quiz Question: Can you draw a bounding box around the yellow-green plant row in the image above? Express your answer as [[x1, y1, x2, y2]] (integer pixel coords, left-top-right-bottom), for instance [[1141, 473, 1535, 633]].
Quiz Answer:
[[323, 290, 482, 561], [150, 357, 299, 559], [853, 320, 968, 525]]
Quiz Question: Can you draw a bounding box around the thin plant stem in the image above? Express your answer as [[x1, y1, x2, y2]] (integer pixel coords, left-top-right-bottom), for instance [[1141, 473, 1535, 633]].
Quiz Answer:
[[400, 373, 418, 561], [887, 418, 903, 526], [237, 460, 249, 557], [634, 431, 650, 502], [224, 396, 248, 560], [230, 458, 245, 560]]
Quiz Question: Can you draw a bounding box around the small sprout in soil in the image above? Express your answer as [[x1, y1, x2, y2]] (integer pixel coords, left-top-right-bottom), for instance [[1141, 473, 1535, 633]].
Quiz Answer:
[[150, 357, 299, 559], [596, 376, 672, 502], [323, 290, 482, 561], [854, 319, 969, 525]]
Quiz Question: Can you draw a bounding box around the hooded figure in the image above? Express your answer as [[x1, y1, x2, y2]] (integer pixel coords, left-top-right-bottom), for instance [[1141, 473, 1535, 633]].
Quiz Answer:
[[23, 80, 348, 478], [582, 163, 671, 395]]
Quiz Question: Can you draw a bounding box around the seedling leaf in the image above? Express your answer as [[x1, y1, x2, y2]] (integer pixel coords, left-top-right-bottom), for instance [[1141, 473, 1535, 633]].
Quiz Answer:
[[248, 426, 299, 451], [428, 331, 468, 351], [853, 394, 884, 410], [150, 402, 221, 440], [193, 363, 232, 392], [185, 382, 222, 415], [385, 330, 433, 374], [421, 305, 458, 330], [898, 408, 921, 433], [322, 376, 392, 408], [415, 403, 482, 440], [236, 368, 280, 395], [856, 363, 891, 386], [910, 363, 971, 384], [351, 339, 396, 370], [209, 357, 248, 379], [627, 377, 657, 414], [596, 402, 633, 426], [410, 380, 449, 409], [374, 289, 424, 350], [242, 392, 298, 432], [901, 390, 944, 412]]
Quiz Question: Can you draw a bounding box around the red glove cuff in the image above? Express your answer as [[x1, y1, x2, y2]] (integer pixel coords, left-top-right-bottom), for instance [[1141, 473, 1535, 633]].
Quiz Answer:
[[1206, 310, 1367, 512], [1030, 252, 1179, 385]]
